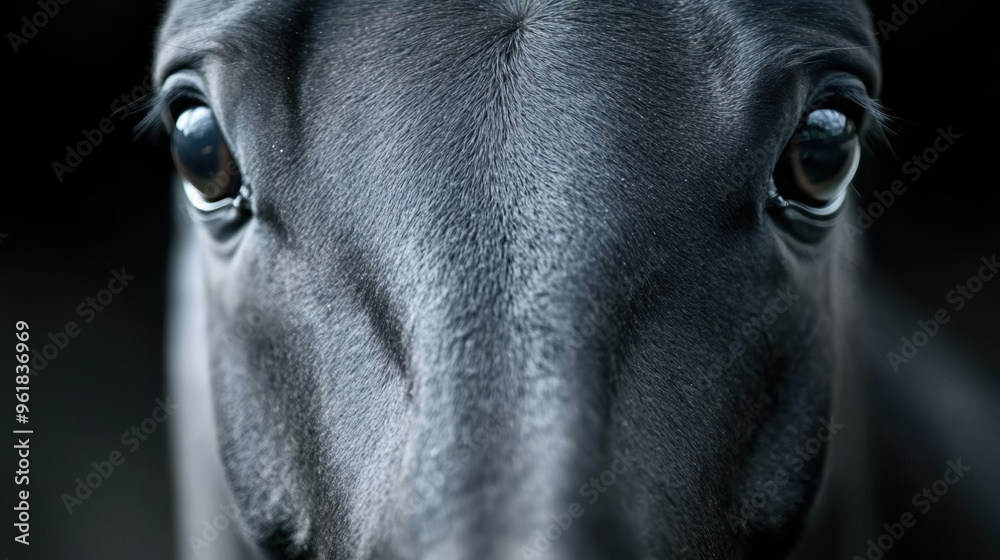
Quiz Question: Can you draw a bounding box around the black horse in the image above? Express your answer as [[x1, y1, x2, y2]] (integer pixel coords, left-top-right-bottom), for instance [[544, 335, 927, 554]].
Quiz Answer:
[[152, 1, 917, 558]]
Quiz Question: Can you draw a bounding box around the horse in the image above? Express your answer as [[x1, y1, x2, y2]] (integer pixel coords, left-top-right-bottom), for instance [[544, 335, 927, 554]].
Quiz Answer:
[[154, 1, 891, 558]]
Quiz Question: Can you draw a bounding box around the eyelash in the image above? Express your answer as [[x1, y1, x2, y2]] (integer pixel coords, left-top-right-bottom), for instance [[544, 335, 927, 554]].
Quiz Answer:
[[808, 84, 889, 150], [136, 87, 206, 138]]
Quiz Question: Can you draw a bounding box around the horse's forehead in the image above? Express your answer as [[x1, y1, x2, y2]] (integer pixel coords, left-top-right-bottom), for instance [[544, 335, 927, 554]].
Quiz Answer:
[[156, 0, 876, 85]]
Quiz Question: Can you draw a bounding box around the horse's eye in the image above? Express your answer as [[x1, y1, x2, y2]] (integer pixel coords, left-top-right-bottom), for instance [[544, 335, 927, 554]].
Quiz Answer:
[[171, 106, 241, 203], [772, 109, 860, 209]]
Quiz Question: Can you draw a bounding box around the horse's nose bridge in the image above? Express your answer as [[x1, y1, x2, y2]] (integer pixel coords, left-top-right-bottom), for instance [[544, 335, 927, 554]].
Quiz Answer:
[[402, 321, 610, 501], [384, 296, 637, 558]]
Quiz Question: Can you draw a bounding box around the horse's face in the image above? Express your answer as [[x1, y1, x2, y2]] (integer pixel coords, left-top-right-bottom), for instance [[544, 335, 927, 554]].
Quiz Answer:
[[155, 1, 879, 558]]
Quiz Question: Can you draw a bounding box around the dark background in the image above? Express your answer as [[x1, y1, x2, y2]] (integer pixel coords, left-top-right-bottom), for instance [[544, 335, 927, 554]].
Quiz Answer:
[[1, 1, 996, 559]]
